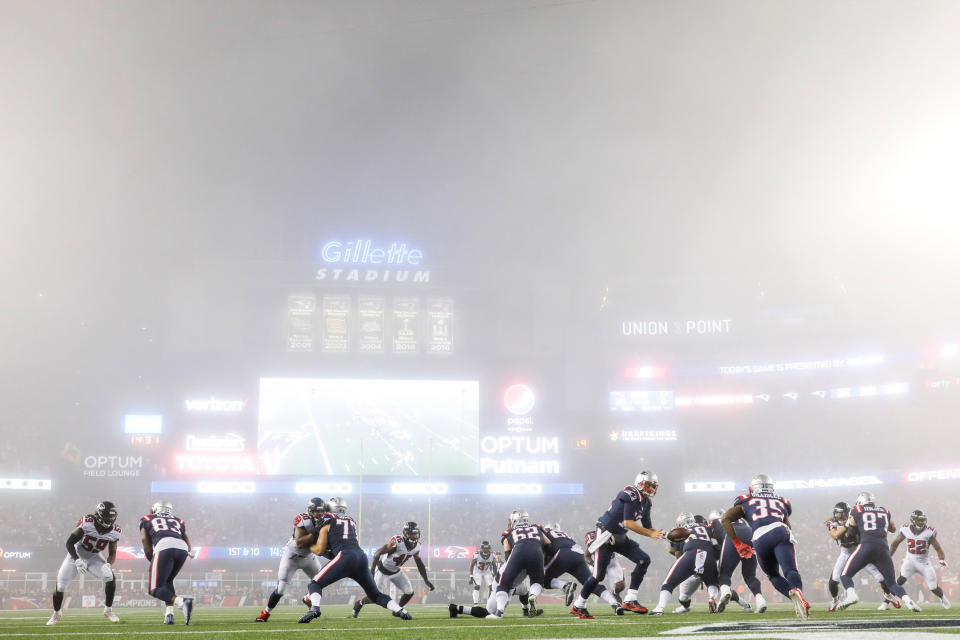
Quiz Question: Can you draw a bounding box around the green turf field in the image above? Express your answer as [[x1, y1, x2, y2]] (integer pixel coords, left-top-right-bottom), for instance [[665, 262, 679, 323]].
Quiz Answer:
[[3, 604, 960, 639]]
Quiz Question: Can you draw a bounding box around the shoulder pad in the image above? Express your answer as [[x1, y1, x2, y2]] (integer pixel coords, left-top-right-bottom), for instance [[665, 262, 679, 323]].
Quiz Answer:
[[735, 494, 749, 502], [501, 529, 510, 537], [142, 515, 152, 521], [84, 515, 94, 522], [114, 525, 122, 533], [389, 536, 401, 547], [854, 505, 863, 512]]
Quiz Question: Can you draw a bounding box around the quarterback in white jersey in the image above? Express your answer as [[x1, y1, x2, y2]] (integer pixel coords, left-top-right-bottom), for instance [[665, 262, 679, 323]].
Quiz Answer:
[[47, 502, 122, 626], [353, 522, 434, 617], [255, 498, 329, 622], [469, 541, 500, 604], [890, 510, 950, 609]]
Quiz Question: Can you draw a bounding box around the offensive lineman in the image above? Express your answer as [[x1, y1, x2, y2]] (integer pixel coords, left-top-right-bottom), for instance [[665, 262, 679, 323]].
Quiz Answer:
[[650, 512, 721, 615], [141, 501, 196, 624], [709, 509, 763, 613], [353, 521, 434, 617], [540, 522, 623, 618], [889, 509, 950, 609], [256, 497, 329, 621], [721, 474, 810, 620], [298, 497, 412, 622], [584, 526, 626, 604], [46, 501, 122, 626], [487, 510, 550, 619], [573, 471, 664, 616], [468, 541, 499, 604]]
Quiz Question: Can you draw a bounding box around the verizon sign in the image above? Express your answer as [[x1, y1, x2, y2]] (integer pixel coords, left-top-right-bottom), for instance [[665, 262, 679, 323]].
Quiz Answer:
[[184, 397, 248, 413]]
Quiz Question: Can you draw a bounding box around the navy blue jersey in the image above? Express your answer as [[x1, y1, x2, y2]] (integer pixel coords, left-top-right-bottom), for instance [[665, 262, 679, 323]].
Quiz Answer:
[[734, 492, 792, 530], [598, 485, 652, 534], [682, 524, 717, 553], [320, 512, 360, 555], [140, 514, 186, 545], [850, 504, 891, 544], [541, 526, 575, 559], [501, 524, 544, 551], [711, 518, 753, 545]]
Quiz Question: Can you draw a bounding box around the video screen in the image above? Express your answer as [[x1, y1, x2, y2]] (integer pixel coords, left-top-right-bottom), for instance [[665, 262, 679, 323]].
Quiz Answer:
[[257, 378, 479, 476]]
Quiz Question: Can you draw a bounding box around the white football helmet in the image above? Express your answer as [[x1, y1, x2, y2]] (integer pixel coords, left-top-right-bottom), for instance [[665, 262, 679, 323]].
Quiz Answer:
[[509, 509, 530, 527], [150, 501, 174, 517], [543, 522, 561, 531], [676, 511, 696, 529], [635, 471, 659, 496], [749, 474, 775, 494], [854, 491, 875, 507], [327, 496, 348, 515], [708, 509, 724, 522]]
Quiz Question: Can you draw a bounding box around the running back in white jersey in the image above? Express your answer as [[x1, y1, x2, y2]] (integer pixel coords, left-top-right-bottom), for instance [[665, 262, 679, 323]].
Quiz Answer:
[[287, 512, 319, 557], [380, 535, 421, 572], [900, 525, 937, 557], [73, 515, 122, 559], [473, 550, 497, 573]]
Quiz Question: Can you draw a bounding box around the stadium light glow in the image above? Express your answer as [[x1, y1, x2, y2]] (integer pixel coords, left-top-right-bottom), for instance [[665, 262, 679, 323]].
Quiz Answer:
[[905, 468, 960, 482], [719, 355, 884, 375], [775, 475, 883, 490], [294, 482, 353, 494], [0, 478, 52, 491], [941, 343, 958, 359], [391, 482, 447, 495], [674, 394, 753, 407], [124, 414, 162, 434]]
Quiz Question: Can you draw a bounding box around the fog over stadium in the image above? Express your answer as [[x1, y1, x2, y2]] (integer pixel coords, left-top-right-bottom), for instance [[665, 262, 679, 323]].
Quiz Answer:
[[1, 0, 959, 631]]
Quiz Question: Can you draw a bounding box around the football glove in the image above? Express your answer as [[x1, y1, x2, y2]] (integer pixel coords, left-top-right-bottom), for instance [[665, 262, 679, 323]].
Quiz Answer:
[[101, 562, 114, 580], [732, 538, 755, 559], [187, 549, 199, 559], [939, 559, 948, 568], [74, 558, 88, 574], [425, 580, 435, 591], [468, 577, 477, 587]]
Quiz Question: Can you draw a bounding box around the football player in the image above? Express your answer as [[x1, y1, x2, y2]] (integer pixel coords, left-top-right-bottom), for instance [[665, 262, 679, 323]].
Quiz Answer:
[[889, 509, 950, 609], [650, 512, 720, 615], [256, 497, 329, 622], [353, 521, 434, 617], [584, 526, 626, 603], [709, 508, 764, 614], [540, 522, 623, 619], [299, 497, 412, 622], [573, 471, 664, 617], [486, 510, 550, 619], [140, 501, 196, 625], [449, 572, 539, 619], [469, 541, 499, 604], [835, 492, 919, 611], [825, 501, 896, 612], [721, 474, 810, 620], [46, 501, 122, 626]]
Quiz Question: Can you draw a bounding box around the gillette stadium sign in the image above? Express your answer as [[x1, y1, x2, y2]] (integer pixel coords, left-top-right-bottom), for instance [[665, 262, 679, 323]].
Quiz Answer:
[[315, 239, 430, 284]]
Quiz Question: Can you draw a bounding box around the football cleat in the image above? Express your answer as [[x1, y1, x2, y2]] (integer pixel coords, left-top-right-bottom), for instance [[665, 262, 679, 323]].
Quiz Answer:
[[523, 606, 544, 617], [302, 595, 312, 608], [182, 597, 193, 625], [393, 609, 413, 620], [255, 610, 270, 622], [485, 610, 503, 619], [828, 598, 840, 612], [613, 604, 625, 615], [563, 581, 577, 606], [883, 591, 902, 609], [298, 608, 322, 623], [620, 600, 648, 614], [708, 598, 718, 614], [46, 612, 61, 626], [352, 599, 363, 618], [837, 590, 858, 610], [673, 604, 690, 613], [104, 609, 120, 623], [740, 601, 753, 612], [902, 595, 921, 612], [789, 588, 810, 620], [448, 603, 459, 618], [163, 613, 175, 625], [717, 586, 732, 613], [942, 597, 951, 609], [570, 606, 594, 619], [877, 602, 889, 611], [649, 606, 664, 616], [754, 594, 767, 614]]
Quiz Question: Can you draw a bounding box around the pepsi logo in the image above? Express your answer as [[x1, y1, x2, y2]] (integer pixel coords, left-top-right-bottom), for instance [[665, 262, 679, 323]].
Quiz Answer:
[[504, 384, 535, 416]]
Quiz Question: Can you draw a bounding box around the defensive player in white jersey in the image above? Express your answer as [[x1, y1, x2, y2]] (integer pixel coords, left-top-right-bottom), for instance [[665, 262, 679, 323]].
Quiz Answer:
[[47, 501, 122, 626], [889, 509, 950, 609], [469, 541, 499, 605], [256, 497, 329, 622], [583, 526, 626, 604], [353, 521, 434, 617]]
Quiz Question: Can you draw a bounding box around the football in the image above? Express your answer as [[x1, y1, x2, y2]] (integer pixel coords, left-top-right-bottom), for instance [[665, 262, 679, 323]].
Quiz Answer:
[[666, 527, 690, 542]]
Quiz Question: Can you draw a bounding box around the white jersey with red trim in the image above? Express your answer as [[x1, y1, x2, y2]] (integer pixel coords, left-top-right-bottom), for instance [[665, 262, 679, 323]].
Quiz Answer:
[[379, 535, 420, 573], [72, 515, 122, 559], [900, 525, 937, 558], [473, 550, 497, 574], [285, 512, 320, 558]]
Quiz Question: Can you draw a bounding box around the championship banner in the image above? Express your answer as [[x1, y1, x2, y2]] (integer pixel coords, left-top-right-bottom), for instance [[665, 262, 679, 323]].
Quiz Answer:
[[427, 296, 453, 354], [391, 296, 420, 354], [357, 295, 385, 353], [286, 293, 316, 353], [321, 294, 351, 353]]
